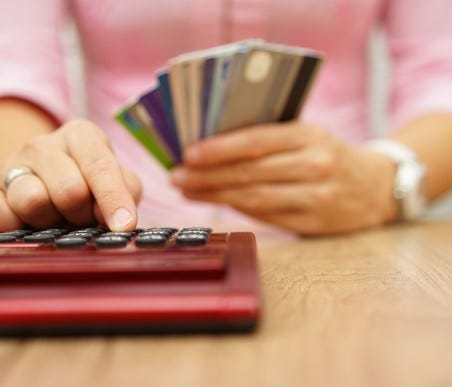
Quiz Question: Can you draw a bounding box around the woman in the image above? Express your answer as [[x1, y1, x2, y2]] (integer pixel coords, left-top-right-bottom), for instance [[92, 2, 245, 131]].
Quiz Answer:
[[1, 0, 452, 235]]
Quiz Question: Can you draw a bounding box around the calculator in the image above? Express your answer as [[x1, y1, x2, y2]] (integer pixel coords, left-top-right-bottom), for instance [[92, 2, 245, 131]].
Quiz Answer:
[[0, 227, 260, 336]]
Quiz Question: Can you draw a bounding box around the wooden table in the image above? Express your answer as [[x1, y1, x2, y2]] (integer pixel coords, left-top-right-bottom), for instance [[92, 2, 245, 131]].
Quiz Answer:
[[1, 221, 452, 387]]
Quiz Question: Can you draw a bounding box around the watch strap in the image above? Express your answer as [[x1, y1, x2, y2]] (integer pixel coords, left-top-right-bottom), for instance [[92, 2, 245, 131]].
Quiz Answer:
[[365, 139, 426, 221], [364, 139, 419, 163]]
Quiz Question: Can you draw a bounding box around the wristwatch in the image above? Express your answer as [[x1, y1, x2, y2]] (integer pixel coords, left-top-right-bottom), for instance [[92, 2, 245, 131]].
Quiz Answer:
[[365, 139, 427, 221]]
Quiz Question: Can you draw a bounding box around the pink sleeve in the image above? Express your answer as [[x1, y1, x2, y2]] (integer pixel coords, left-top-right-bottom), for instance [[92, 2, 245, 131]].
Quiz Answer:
[[384, 0, 452, 129], [0, 0, 71, 123]]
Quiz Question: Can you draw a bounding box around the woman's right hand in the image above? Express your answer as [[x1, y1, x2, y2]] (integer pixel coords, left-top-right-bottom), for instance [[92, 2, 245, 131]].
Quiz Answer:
[[0, 119, 142, 232]]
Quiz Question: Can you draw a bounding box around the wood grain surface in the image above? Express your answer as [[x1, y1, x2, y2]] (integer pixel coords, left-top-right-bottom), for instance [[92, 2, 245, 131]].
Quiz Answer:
[[1, 221, 452, 387]]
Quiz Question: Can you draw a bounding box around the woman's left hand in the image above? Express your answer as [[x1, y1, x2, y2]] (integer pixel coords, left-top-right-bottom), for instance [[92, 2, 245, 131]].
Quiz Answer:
[[170, 122, 398, 235]]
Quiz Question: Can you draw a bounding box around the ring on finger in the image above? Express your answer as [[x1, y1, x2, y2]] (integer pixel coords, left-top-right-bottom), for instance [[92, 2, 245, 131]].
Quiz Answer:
[[3, 167, 36, 190]]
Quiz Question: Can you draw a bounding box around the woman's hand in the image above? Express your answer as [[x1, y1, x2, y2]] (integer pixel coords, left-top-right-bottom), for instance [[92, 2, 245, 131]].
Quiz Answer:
[[170, 122, 398, 235], [0, 119, 142, 232]]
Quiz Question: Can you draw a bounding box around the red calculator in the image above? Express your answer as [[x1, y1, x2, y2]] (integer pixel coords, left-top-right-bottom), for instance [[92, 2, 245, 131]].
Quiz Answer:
[[0, 227, 260, 335]]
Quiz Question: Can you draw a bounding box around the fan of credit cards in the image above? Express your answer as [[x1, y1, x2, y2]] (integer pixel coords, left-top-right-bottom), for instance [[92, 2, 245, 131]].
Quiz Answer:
[[116, 40, 323, 169]]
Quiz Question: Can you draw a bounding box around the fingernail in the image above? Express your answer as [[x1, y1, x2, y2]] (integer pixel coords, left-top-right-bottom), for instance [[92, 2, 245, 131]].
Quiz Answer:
[[110, 207, 134, 231], [170, 168, 187, 185], [185, 147, 202, 164]]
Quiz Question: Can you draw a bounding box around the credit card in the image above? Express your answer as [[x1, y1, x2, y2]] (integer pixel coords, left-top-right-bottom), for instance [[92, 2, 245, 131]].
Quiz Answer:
[[115, 105, 174, 169], [157, 70, 182, 159], [168, 60, 192, 153], [216, 44, 283, 133], [138, 85, 181, 162], [279, 53, 323, 121], [259, 45, 306, 123], [200, 57, 215, 138], [201, 40, 262, 137], [170, 40, 262, 145], [187, 57, 204, 146], [129, 102, 177, 165], [116, 40, 323, 170]]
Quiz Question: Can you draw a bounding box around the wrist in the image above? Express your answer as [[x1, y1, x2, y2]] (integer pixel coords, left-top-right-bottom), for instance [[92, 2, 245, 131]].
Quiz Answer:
[[364, 139, 427, 222], [360, 148, 399, 224]]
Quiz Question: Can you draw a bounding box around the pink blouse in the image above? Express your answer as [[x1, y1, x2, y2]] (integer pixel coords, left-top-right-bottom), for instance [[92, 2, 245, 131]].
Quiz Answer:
[[1, 0, 452, 232]]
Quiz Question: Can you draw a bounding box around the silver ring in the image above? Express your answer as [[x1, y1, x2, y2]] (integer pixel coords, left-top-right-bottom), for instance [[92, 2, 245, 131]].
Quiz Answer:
[[3, 167, 35, 189]]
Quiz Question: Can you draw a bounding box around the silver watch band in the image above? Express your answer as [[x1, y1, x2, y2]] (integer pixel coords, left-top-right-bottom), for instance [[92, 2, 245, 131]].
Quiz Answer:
[[364, 139, 418, 163], [365, 139, 427, 221]]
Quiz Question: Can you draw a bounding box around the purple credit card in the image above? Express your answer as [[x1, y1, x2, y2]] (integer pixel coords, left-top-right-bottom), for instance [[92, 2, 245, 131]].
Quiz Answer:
[[157, 70, 181, 157], [139, 85, 182, 162]]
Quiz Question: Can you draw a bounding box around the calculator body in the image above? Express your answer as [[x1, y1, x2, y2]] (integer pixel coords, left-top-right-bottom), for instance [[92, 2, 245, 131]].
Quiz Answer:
[[0, 230, 260, 335]]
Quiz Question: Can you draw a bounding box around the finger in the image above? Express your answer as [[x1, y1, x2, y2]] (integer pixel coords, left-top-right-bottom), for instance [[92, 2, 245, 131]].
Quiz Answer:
[[90, 170, 141, 228], [63, 120, 137, 231], [122, 168, 142, 204], [93, 202, 107, 228], [171, 148, 334, 190], [251, 211, 326, 236], [184, 122, 325, 167], [0, 189, 23, 232], [182, 183, 328, 214], [27, 148, 95, 226], [5, 174, 64, 229], [253, 210, 366, 236]]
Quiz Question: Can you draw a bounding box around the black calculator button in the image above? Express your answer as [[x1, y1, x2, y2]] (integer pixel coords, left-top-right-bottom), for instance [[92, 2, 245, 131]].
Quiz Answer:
[[178, 230, 210, 239], [145, 227, 178, 235], [141, 230, 172, 237], [81, 227, 107, 236], [78, 228, 101, 236], [95, 236, 128, 248], [179, 230, 210, 237], [55, 237, 88, 248], [23, 233, 56, 243], [67, 231, 95, 240], [135, 234, 168, 247], [180, 227, 212, 234], [176, 233, 208, 245], [0, 234, 17, 243], [101, 232, 134, 240], [39, 228, 67, 237], [1, 229, 33, 238]]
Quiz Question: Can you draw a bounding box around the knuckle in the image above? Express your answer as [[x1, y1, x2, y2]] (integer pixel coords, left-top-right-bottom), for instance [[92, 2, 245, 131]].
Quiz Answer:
[[84, 156, 116, 177], [95, 189, 121, 210], [310, 151, 335, 177], [18, 190, 49, 215], [53, 180, 90, 211], [63, 119, 109, 143], [63, 118, 95, 131], [190, 172, 206, 187], [292, 129, 310, 148], [313, 186, 336, 206], [240, 186, 268, 211], [246, 135, 266, 158], [23, 134, 50, 156], [236, 164, 252, 184], [62, 118, 90, 133]]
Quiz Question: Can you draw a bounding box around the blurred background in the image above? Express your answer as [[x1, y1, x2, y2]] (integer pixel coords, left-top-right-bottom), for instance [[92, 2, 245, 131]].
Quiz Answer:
[[61, 21, 452, 218]]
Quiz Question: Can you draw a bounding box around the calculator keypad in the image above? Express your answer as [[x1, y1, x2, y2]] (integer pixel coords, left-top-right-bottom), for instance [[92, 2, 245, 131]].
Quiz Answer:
[[0, 227, 212, 249], [0, 227, 225, 280]]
